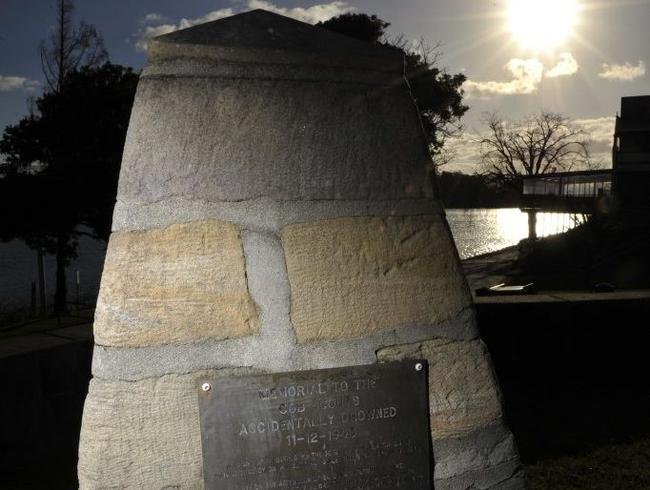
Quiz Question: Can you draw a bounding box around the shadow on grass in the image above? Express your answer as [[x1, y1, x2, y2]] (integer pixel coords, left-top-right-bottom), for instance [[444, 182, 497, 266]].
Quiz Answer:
[[0, 338, 91, 489], [478, 299, 650, 488]]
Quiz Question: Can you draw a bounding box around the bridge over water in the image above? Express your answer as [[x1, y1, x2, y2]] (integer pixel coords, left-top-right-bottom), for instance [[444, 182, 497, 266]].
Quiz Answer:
[[521, 169, 613, 214]]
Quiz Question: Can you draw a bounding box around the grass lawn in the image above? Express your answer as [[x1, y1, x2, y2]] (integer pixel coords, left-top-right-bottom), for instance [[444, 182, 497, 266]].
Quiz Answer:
[[526, 438, 650, 489]]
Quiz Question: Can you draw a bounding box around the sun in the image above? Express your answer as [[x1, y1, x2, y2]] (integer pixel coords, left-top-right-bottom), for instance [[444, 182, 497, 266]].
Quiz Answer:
[[507, 0, 579, 51]]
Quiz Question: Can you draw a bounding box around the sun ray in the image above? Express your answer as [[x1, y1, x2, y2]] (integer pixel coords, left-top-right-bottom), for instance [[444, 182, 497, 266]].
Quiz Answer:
[[469, 39, 521, 79], [441, 27, 510, 64], [570, 31, 610, 62]]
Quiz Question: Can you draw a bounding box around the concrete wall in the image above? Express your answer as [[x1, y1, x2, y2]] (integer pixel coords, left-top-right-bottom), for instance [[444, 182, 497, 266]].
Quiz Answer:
[[79, 10, 523, 489]]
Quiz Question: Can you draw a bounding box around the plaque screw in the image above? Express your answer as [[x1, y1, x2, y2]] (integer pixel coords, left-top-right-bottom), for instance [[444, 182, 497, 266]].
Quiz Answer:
[[201, 382, 211, 392], [415, 362, 424, 372]]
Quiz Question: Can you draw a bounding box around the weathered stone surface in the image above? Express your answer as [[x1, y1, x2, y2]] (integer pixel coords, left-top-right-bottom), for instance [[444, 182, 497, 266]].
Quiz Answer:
[[434, 461, 524, 490], [377, 338, 503, 439], [433, 423, 526, 490], [117, 78, 431, 204], [489, 471, 527, 490], [94, 220, 258, 347], [111, 196, 440, 233], [282, 215, 472, 343], [78, 374, 204, 489], [431, 423, 520, 481], [91, 309, 478, 382], [78, 369, 258, 489]]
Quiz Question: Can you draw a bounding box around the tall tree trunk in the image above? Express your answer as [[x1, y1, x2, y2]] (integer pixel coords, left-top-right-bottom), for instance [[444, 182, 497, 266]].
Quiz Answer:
[[37, 246, 47, 314], [54, 233, 67, 315], [527, 210, 537, 240]]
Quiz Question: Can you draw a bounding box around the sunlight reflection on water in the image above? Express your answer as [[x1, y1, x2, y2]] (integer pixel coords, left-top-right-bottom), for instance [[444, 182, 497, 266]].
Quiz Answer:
[[446, 208, 582, 260]]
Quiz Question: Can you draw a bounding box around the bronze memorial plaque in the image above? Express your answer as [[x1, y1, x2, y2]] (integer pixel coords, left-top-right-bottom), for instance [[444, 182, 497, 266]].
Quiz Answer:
[[198, 360, 432, 490]]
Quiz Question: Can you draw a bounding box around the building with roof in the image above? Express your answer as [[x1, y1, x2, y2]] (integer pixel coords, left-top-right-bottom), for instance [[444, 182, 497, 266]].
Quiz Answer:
[[522, 96, 650, 218], [612, 95, 650, 212]]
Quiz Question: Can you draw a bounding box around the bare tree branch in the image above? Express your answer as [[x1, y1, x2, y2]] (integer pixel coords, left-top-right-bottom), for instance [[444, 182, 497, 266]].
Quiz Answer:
[[39, 0, 107, 93], [479, 111, 591, 188]]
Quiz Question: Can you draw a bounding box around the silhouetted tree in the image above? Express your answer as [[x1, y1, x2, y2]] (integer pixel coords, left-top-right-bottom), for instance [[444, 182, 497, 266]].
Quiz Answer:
[[317, 13, 388, 43], [318, 13, 468, 168], [481, 111, 591, 184], [0, 0, 130, 314], [0, 63, 138, 314], [437, 171, 520, 209], [480, 111, 591, 238], [40, 0, 107, 92]]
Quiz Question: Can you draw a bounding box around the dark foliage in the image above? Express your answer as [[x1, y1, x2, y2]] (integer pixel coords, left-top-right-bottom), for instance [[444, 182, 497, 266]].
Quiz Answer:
[[1, 63, 138, 238], [514, 218, 650, 289], [316, 13, 388, 43], [437, 171, 520, 208], [0, 0, 132, 314], [318, 13, 468, 167], [0, 63, 138, 311]]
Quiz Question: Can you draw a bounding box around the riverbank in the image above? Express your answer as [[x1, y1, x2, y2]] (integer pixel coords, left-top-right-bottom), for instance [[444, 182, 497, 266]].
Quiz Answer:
[[462, 245, 521, 291], [463, 218, 650, 292]]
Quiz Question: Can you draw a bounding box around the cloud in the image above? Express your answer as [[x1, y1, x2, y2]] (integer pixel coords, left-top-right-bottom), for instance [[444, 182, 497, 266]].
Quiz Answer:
[[135, 24, 177, 51], [0, 75, 39, 92], [598, 61, 646, 81], [463, 58, 544, 97], [573, 116, 615, 141], [444, 134, 483, 173], [464, 53, 580, 98], [135, 1, 354, 52], [246, 0, 354, 24], [177, 8, 235, 29], [136, 8, 234, 51], [546, 52, 579, 78], [142, 13, 165, 24], [573, 116, 616, 157]]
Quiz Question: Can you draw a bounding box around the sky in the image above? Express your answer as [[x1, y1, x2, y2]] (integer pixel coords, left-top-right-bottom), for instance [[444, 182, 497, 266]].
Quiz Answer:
[[1, 0, 649, 172]]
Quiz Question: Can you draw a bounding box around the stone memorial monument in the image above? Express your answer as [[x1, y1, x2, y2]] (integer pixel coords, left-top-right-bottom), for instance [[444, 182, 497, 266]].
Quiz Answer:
[[78, 9, 524, 489]]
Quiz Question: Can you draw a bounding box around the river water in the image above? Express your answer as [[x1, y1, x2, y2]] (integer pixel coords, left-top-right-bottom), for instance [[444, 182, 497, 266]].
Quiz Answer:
[[446, 208, 581, 259], [0, 229, 105, 317]]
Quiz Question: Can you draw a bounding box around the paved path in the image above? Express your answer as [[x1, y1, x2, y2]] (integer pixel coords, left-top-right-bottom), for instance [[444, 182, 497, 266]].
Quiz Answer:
[[0, 322, 93, 359]]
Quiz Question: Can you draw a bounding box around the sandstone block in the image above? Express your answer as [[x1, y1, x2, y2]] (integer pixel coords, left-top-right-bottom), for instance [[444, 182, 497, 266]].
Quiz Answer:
[[377, 338, 503, 439], [94, 220, 258, 347], [78, 374, 204, 489], [434, 461, 523, 490], [431, 423, 520, 481], [282, 215, 471, 343]]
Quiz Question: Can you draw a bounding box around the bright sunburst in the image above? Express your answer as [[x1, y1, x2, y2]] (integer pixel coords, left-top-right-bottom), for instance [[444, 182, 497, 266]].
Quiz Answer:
[[507, 0, 580, 51]]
